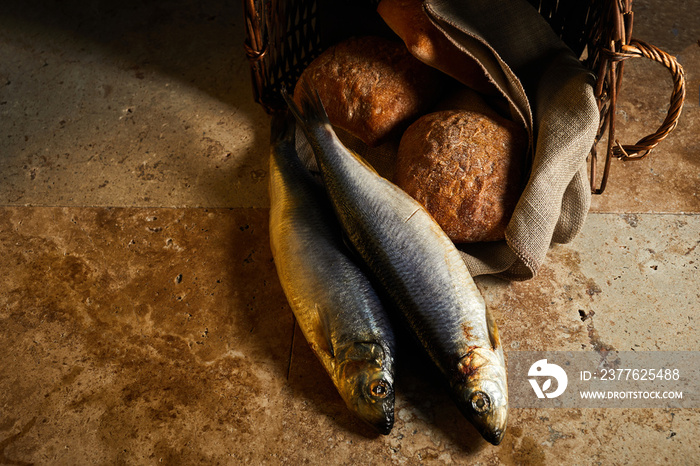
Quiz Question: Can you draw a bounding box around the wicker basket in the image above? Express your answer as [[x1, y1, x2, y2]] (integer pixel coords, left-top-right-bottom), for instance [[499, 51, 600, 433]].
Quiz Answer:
[[243, 0, 685, 194]]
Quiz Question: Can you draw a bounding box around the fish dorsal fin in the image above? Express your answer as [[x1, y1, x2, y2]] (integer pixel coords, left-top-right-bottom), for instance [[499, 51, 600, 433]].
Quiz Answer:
[[315, 303, 335, 357], [350, 149, 380, 176]]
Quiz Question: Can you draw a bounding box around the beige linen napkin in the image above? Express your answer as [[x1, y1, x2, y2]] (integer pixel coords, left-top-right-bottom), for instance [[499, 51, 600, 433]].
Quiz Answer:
[[422, 0, 599, 280]]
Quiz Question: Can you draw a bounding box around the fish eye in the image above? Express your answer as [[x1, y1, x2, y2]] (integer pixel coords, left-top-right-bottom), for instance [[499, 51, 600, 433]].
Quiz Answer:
[[470, 391, 491, 414], [369, 379, 390, 399]]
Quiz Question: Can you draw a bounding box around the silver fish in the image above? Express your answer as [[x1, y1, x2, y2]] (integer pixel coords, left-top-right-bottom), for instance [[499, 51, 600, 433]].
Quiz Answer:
[[268, 112, 396, 434], [284, 83, 508, 445]]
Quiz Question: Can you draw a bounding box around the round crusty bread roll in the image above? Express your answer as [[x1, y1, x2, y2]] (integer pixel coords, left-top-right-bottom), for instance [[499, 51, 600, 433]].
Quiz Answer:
[[294, 36, 445, 147], [395, 109, 527, 243]]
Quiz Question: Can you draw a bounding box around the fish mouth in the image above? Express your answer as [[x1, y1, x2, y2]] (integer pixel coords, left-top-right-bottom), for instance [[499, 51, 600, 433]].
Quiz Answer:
[[479, 424, 506, 445], [348, 386, 394, 435], [377, 423, 393, 436], [373, 409, 394, 435], [457, 385, 508, 445], [359, 376, 395, 435]]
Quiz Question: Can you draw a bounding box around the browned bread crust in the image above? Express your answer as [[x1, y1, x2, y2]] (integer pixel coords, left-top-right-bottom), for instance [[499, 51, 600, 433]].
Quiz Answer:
[[378, 0, 497, 96], [294, 36, 444, 147], [395, 110, 527, 243]]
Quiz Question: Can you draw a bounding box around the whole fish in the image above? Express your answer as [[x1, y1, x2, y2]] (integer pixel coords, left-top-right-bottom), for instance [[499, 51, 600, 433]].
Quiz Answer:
[[268, 112, 396, 434], [284, 83, 508, 445]]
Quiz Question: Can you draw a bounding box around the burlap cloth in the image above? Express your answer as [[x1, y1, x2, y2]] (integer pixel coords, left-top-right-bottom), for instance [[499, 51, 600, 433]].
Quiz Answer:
[[297, 0, 599, 281]]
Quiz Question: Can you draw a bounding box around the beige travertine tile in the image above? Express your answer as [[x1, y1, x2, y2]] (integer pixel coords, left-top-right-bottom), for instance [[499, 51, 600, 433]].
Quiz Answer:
[[482, 213, 699, 352], [0, 1, 270, 208], [0, 208, 697, 463], [0, 207, 290, 463]]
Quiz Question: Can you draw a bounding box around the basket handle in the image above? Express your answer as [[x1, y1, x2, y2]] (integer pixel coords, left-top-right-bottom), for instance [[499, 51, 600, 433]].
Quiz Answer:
[[610, 38, 686, 160]]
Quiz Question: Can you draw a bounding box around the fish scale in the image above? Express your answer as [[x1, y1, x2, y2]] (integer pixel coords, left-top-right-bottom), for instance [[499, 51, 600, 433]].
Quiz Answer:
[[347, 182, 487, 369], [284, 82, 509, 445]]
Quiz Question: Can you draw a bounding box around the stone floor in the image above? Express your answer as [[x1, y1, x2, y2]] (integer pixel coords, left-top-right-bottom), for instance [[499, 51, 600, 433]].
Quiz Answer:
[[1, 0, 698, 464]]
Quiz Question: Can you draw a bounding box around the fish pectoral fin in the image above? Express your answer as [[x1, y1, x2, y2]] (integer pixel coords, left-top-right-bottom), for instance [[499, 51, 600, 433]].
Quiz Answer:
[[338, 228, 379, 284], [315, 303, 335, 357], [485, 306, 502, 353], [340, 229, 362, 261]]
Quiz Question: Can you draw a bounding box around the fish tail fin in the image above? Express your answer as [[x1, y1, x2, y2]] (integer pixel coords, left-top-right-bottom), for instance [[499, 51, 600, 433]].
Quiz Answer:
[[270, 110, 296, 146], [281, 79, 331, 133]]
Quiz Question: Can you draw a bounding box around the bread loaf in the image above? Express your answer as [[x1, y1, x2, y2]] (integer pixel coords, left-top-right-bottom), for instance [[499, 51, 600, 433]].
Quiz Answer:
[[377, 0, 497, 96], [294, 36, 445, 147], [395, 109, 527, 243]]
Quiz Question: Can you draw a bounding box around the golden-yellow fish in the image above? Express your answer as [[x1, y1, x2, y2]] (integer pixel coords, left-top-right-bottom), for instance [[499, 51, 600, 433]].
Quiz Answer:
[[268, 112, 396, 434]]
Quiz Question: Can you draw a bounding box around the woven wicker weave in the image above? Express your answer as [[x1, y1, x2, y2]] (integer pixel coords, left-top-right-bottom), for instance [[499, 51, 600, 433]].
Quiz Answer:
[[243, 0, 685, 194]]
